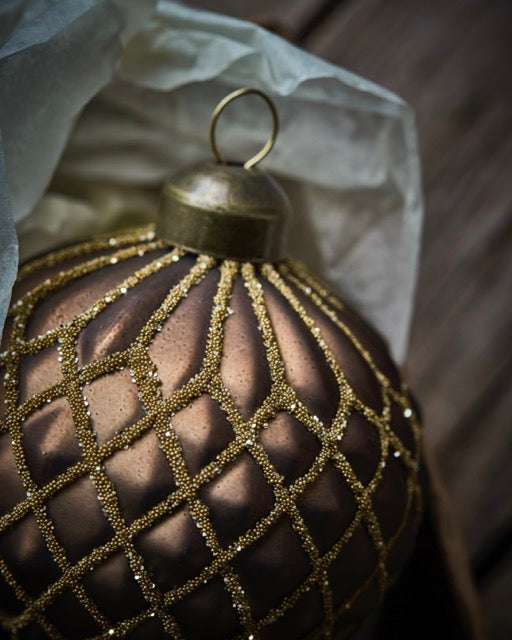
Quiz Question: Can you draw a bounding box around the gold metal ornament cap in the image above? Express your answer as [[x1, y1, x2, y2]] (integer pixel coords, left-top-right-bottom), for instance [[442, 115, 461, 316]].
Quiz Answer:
[[156, 88, 291, 263]]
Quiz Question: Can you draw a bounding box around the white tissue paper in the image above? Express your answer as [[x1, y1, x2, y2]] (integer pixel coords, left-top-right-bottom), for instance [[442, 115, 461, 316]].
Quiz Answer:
[[0, 0, 423, 363]]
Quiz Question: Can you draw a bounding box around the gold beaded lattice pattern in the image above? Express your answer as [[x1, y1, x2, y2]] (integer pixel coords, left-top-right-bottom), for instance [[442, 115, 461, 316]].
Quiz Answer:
[[0, 227, 423, 639]]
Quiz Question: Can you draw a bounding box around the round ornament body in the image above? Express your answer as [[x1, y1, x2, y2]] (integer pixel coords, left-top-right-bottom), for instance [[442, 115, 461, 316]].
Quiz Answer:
[[0, 228, 423, 640]]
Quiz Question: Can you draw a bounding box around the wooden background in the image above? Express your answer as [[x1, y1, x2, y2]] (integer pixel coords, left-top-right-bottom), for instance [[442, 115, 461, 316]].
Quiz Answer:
[[189, 1, 512, 637]]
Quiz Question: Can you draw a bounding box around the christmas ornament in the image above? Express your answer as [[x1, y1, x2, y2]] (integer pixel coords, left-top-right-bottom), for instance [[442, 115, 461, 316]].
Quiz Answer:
[[0, 89, 424, 640]]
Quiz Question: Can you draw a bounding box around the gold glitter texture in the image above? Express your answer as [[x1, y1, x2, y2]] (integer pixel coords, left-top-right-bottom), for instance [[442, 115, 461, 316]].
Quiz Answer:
[[0, 227, 423, 639]]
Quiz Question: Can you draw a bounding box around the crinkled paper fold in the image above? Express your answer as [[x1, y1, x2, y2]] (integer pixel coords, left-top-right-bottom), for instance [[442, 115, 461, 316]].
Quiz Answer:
[[0, 0, 423, 362]]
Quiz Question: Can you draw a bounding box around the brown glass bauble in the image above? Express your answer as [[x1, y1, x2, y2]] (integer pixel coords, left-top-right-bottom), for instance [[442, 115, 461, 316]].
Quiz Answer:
[[0, 89, 424, 640]]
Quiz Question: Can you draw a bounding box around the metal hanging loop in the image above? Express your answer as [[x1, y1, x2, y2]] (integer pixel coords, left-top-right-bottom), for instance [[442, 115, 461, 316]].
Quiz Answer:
[[208, 87, 279, 170]]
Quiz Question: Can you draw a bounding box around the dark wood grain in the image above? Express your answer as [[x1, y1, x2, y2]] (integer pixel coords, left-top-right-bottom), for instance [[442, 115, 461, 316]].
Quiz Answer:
[[188, 0, 512, 635], [186, 0, 335, 41], [481, 548, 512, 640]]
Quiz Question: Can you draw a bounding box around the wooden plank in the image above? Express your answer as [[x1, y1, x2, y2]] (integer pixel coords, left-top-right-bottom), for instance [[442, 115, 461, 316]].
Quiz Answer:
[[481, 549, 512, 640], [410, 121, 512, 449], [444, 356, 512, 555], [186, 0, 338, 40]]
